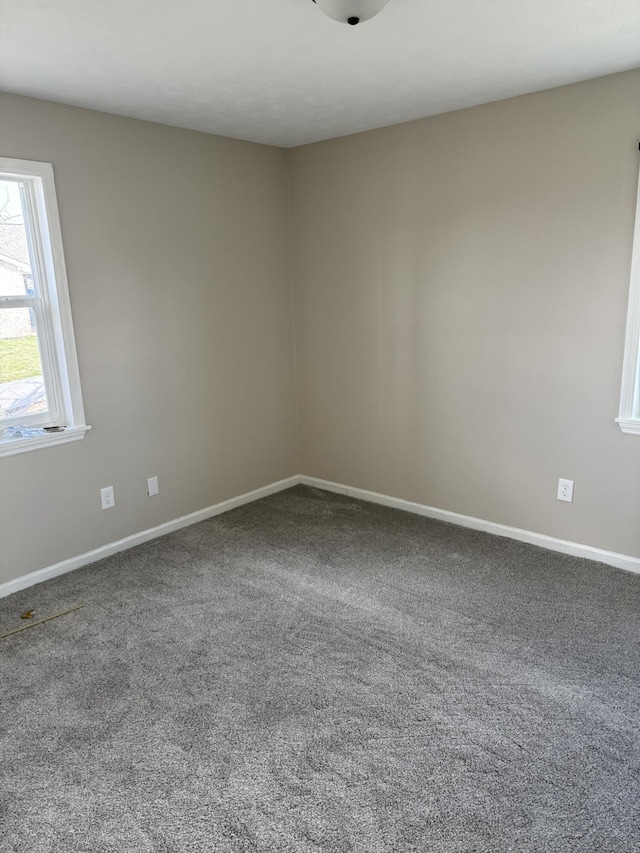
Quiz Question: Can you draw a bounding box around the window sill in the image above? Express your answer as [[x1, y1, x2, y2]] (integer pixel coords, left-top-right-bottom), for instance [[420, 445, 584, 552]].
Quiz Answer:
[[0, 425, 91, 458], [616, 417, 640, 435]]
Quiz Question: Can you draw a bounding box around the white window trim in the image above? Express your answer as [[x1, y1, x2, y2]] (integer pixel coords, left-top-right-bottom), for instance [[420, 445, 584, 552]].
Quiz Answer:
[[0, 425, 90, 458], [0, 157, 89, 457], [617, 156, 640, 435]]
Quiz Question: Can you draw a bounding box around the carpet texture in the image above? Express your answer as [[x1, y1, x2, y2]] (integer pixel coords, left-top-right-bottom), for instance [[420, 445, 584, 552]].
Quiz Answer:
[[1, 485, 639, 852]]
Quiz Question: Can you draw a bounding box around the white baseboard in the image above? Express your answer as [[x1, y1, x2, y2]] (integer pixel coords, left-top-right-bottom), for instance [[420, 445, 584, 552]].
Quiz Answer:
[[0, 475, 301, 599], [4, 471, 638, 600], [300, 475, 640, 575]]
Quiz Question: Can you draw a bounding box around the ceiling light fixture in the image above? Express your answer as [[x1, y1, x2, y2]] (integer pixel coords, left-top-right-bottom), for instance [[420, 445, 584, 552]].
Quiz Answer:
[[312, 0, 389, 26]]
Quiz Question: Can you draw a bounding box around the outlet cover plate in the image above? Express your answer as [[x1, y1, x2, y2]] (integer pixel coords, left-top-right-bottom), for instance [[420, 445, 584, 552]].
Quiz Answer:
[[100, 486, 115, 509], [557, 478, 574, 502]]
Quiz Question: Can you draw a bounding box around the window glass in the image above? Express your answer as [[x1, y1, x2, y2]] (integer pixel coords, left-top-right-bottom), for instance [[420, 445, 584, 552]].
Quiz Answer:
[[0, 180, 49, 423]]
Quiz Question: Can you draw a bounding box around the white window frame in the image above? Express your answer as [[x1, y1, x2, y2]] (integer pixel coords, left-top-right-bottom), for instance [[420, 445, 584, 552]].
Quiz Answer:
[[617, 158, 640, 435], [0, 157, 89, 456]]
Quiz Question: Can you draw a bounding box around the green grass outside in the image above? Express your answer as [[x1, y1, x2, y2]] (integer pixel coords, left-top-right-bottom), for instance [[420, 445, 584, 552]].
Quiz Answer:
[[0, 335, 42, 383]]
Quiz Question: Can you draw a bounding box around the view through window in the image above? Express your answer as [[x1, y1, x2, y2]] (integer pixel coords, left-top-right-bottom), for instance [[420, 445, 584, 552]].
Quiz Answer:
[[0, 178, 48, 423]]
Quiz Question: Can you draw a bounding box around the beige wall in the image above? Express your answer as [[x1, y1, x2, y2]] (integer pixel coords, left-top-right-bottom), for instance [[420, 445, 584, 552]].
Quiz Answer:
[[0, 93, 298, 584], [290, 70, 640, 558], [2, 70, 640, 587]]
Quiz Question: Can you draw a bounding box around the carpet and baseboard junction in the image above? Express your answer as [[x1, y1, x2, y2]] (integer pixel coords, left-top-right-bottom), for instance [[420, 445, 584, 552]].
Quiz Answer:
[[1, 485, 639, 851]]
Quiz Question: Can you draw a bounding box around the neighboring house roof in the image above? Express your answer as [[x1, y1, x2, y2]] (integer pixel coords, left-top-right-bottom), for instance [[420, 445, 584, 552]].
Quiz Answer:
[[0, 248, 30, 275], [0, 222, 30, 268]]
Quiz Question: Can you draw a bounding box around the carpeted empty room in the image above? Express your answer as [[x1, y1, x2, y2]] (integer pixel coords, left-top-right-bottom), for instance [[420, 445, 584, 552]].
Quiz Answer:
[[3, 4, 640, 852], [1, 486, 639, 852]]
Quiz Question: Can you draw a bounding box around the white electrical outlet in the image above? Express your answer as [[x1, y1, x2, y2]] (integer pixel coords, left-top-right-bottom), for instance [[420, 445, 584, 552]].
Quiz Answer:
[[100, 486, 115, 510], [147, 476, 159, 497], [557, 478, 574, 503]]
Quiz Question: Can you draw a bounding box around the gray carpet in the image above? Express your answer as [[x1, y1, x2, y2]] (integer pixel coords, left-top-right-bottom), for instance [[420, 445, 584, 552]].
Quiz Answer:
[[1, 485, 639, 852]]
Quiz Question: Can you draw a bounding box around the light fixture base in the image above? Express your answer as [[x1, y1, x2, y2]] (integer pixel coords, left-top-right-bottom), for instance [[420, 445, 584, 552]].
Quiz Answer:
[[313, 0, 389, 25]]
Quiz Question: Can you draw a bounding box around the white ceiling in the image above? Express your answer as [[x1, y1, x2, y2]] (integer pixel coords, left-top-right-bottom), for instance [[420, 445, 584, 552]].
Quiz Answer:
[[1, 0, 639, 148]]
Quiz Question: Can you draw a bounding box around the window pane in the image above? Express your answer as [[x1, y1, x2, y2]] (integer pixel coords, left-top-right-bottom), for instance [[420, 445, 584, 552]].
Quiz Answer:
[[0, 308, 47, 420], [0, 179, 33, 297]]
